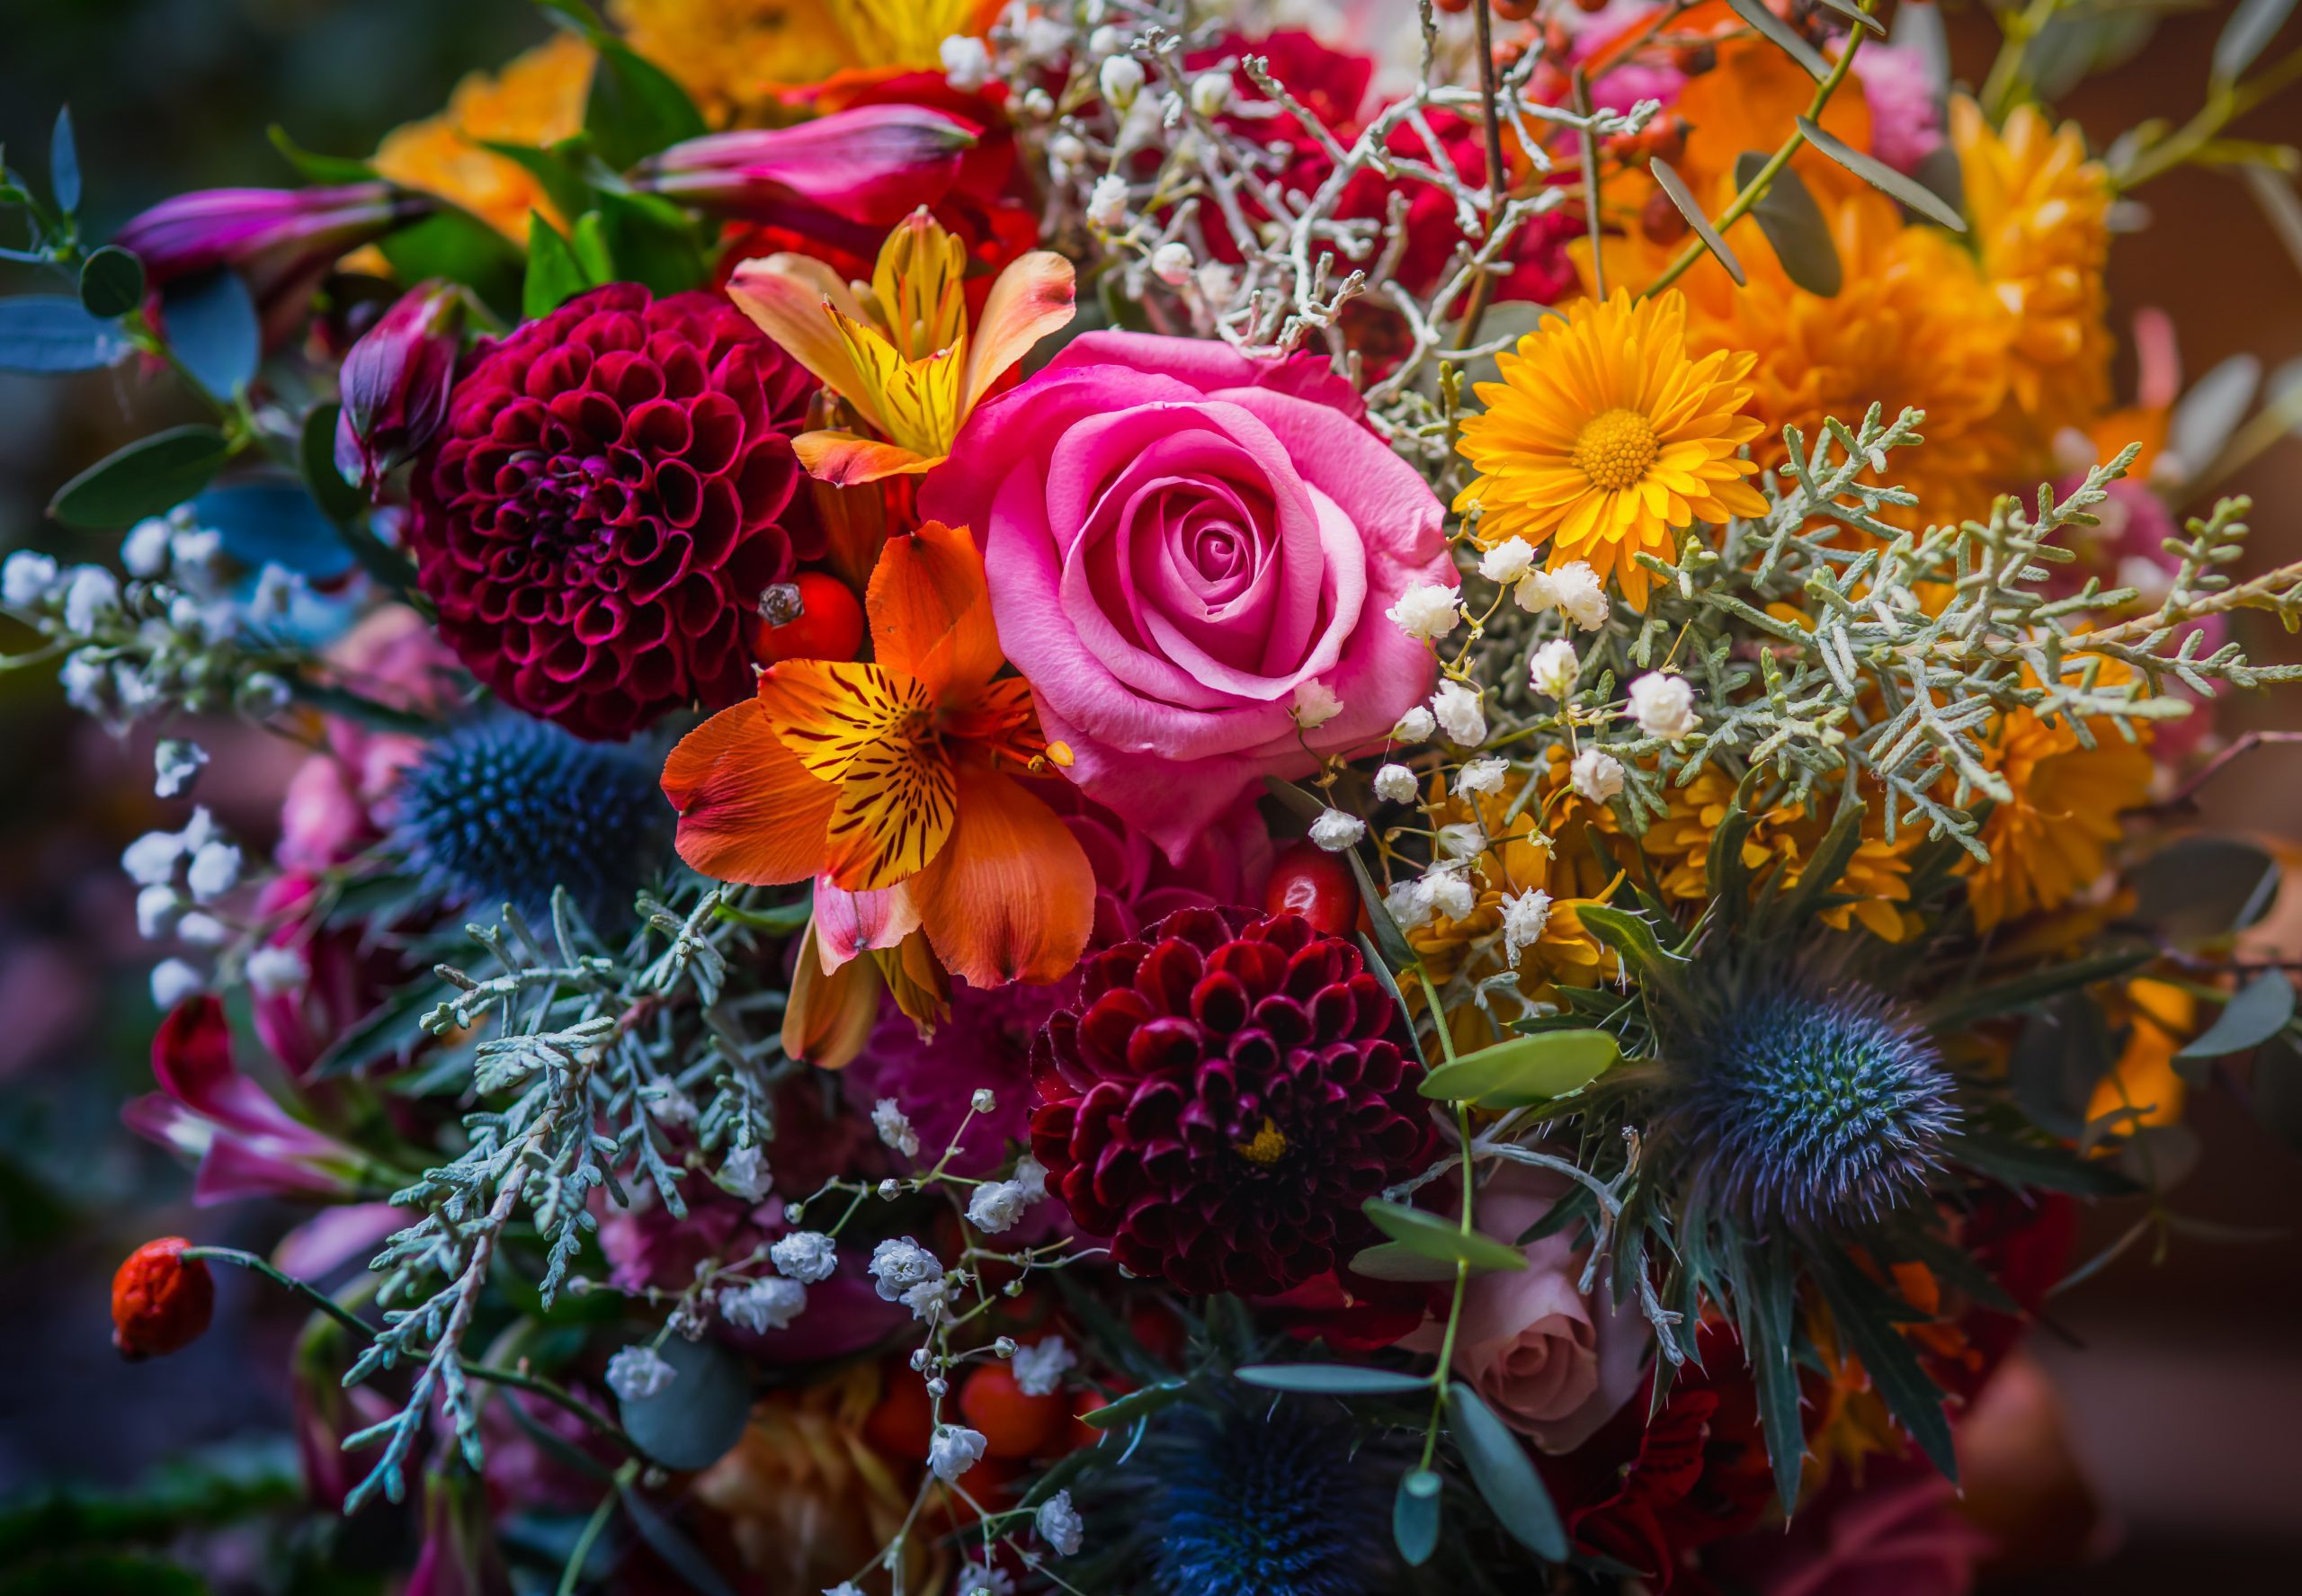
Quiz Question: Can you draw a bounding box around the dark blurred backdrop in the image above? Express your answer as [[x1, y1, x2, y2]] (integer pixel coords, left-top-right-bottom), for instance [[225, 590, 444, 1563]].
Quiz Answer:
[[2, 0, 2299, 1586]]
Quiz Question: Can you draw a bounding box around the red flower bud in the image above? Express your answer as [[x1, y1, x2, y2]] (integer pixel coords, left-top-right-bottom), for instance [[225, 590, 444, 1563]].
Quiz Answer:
[[634, 104, 978, 227], [335, 280, 465, 495], [111, 1235, 214, 1360]]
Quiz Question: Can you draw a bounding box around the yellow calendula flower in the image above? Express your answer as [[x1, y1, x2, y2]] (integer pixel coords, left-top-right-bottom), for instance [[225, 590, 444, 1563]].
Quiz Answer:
[[1454, 290, 1769, 611], [1960, 700, 2154, 932], [729, 208, 1075, 484], [1952, 96, 2114, 441], [2085, 976, 2193, 1134], [613, 0, 996, 119], [373, 34, 594, 239]]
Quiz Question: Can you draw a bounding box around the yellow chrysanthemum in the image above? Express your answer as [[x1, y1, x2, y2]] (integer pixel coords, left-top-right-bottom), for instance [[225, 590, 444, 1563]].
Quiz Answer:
[[1959, 702, 2154, 932], [1454, 290, 1770, 610], [2085, 976, 2193, 1133], [613, 0, 995, 120], [372, 34, 594, 238], [1639, 767, 1921, 941], [1952, 96, 2114, 442]]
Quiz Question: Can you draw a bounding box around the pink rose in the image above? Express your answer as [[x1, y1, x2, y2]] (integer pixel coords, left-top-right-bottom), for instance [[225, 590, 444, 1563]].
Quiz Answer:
[[1714, 1460, 1991, 1596], [1405, 1164, 1651, 1452], [919, 331, 1453, 858]]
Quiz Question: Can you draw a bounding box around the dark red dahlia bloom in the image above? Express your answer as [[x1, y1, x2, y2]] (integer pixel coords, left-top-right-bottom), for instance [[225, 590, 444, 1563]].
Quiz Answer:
[[1029, 906, 1434, 1297], [406, 283, 818, 740]]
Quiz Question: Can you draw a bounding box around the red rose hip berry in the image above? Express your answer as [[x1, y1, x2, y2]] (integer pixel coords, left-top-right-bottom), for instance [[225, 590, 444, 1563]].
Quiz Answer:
[[1263, 838, 1362, 937], [112, 1236, 214, 1360], [753, 571, 865, 664]]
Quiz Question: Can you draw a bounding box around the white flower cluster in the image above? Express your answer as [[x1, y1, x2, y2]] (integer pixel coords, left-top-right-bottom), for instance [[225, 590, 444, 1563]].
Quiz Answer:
[[869, 1235, 950, 1322], [965, 1153, 1049, 1236]]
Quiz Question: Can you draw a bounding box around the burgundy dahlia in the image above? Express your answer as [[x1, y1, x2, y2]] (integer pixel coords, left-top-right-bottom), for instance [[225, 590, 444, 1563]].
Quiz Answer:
[[406, 283, 818, 740], [1029, 906, 1435, 1296]]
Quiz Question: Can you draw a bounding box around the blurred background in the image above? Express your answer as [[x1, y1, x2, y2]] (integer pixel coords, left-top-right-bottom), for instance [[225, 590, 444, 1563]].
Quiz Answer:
[[1, 0, 2298, 1588]]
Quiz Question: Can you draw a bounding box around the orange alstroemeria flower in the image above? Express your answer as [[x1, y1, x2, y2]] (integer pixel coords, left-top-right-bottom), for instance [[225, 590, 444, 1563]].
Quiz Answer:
[[662, 520, 1094, 988], [727, 208, 1075, 486]]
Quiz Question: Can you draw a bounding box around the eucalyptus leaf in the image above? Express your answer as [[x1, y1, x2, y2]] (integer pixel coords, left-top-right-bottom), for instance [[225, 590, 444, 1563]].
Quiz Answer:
[[2178, 969, 2296, 1058], [618, 1334, 750, 1471], [2126, 835, 2280, 944], [1735, 153, 1841, 297], [1726, 0, 1828, 79], [2216, 0, 2298, 83], [0, 294, 131, 373], [1649, 156, 1744, 286], [1798, 116, 1967, 232], [1417, 1029, 1619, 1108], [49, 425, 232, 529], [1349, 1241, 1461, 1283], [49, 106, 81, 216], [1076, 1378, 1186, 1431], [78, 246, 146, 319], [1364, 1199, 1529, 1274], [1394, 1467, 1443, 1566], [1449, 1383, 1567, 1560], [192, 478, 359, 582], [160, 269, 261, 397], [1236, 1362, 1430, 1395]]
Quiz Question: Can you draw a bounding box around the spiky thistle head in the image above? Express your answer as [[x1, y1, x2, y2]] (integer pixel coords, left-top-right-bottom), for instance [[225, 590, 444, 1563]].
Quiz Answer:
[[1138, 1397, 1398, 1596], [1672, 985, 1958, 1226], [393, 711, 670, 929]]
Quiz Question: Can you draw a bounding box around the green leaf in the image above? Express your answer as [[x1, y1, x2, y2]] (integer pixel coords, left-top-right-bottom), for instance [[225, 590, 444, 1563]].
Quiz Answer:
[[618, 1334, 751, 1471], [1354, 932, 1414, 1032], [480, 138, 596, 227], [1735, 153, 1842, 298], [0, 294, 130, 373], [1575, 904, 1685, 990], [49, 425, 232, 528], [78, 246, 146, 319], [1950, 1130, 2139, 1196], [2127, 835, 2280, 944], [1736, 1241, 1806, 1514], [1364, 1199, 1529, 1274], [1449, 1383, 1567, 1560], [1810, 1252, 1956, 1480], [2009, 997, 2111, 1140], [1923, 948, 2153, 1031], [1394, 1468, 1442, 1567], [309, 980, 436, 1079], [1261, 773, 1327, 820], [2216, 0, 2298, 83], [49, 106, 81, 216], [524, 213, 594, 320], [1076, 1378, 1186, 1431], [2250, 1035, 2302, 1153], [1236, 1362, 1429, 1395], [2178, 969, 2297, 1058], [617, 1486, 740, 1596], [159, 269, 260, 397], [1810, 0, 1886, 35], [378, 209, 525, 319], [592, 192, 706, 296], [1417, 1029, 1619, 1108], [265, 124, 378, 184], [298, 401, 362, 524], [541, 0, 706, 170], [1649, 156, 1744, 286], [1348, 1242, 1460, 1283], [1726, 0, 1828, 80], [1348, 849, 1418, 973], [0, 1556, 205, 1596], [1798, 115, 1968, 232]]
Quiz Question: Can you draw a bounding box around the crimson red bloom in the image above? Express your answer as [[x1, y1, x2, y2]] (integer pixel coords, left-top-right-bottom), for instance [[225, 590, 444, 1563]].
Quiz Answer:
[[112, 1236, 215, 1360], [406, 283, 818, 740], [1029, 906, 1434, 1297]]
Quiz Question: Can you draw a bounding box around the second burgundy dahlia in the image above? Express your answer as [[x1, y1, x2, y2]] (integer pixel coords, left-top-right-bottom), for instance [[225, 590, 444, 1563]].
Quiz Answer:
[[406, 283, 817, 740], [1029, 906, 1434, 1296]]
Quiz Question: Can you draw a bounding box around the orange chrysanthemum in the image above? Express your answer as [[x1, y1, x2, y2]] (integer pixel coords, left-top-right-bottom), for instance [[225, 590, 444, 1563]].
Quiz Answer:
[[1454, 290, 1769, 610], [1959, 702, 2154, 932], [2085, 976, 2193, 1134], [663, 520, 1094, 988], [1952, 96, 2114, 443], [372, 34, 594, 239]]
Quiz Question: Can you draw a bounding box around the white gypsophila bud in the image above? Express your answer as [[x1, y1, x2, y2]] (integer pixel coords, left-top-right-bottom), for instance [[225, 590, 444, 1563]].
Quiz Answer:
[[1150, 240, 1195, 286], [122, 518, 174, 577], [825, 1583, 867, 1596], [1436, 821, 1486, 860], [929, 1423, 988, 1483], [136, 885, 183, 941], [714, 1144, 772, 1202], [238, 672, 290, 717], [114, 663, 163, 718], [1048, 131, 1088, 181], [1099, 54, 1145, 111], [604, 1344, 677, 1402], [1512, 566, 1559, 615], [167, 528, 228, 596], [60, 649, 112, 715], [1037, 1488, 1086, 1556], [1021, 86, 1055, 118], [1391, 706, 1436, 744], [1501, 887, 1554, 962], [872, 1096, 921, 1158], [720, 1277, 807, 1333], [1087, 174, 1130, 229], [995, 1335, 1018, 1357], [1529, 638, 1580, 700], [1385, 580, 1460, 643], [903, 1276, 952, 1323], [1627, 673, 1699, 742], [1087, 22, 1125, 56], [1424, 865, 1477, 923], [62, 566, 120, 634], [1550, 561, 1608, 630], [3, 550, 61, 609], [967, 1178, 1031, 1235], [1308, 808, 1366, 851], [1430, 680, 1486, 746], [970, 1087, 998, 1114], [185, 840, 242, 904], [925, 1377, 949, 1398], [1455, 757, 1508, 796], [249, 562, 300, 622], [122, 828, 187, 887], [1571, 747, 1626, 803], [877, 1178, 900, 1199], [1013, 1153, 1048, 1199], [153, 739, 208, 798], [150, 958, 204, 1010], [1372, 762, 1419, 805], [1190, 70, 1231, 117], [1011, 1334, 1076, 1395], [1477, 537, 1536, 586], [245, 945, 307, 998], [1021, 15, 1071, 63], [939, 34, 992, 92], [868, 1235, 941, 1301], [771, 1229, 838, 1283], [1291, 678, 1343, 728], [176, 912, 229, 948]]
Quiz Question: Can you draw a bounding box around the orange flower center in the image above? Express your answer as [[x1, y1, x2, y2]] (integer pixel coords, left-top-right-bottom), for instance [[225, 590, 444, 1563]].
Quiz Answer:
[[1572, 407, 1660, 492], [1234, 1117, 1289, 1166]]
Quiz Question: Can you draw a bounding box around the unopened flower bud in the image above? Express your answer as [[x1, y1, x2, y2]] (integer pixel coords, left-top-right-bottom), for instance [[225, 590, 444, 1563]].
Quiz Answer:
[[335, 279, 464, 495], [111, 1236, 214, 1360], [1190, 71, 1231, 117], [1150, 240, 1195, 286], [1099, 55, 1146, 111]]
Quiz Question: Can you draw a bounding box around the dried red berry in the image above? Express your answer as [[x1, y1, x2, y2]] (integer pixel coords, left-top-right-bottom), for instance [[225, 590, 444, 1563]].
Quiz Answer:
[[1263, 840, 1361, 938], [112, 1236, 214, 1360], [1030, 907, 1434, 1297], [752, 569, 865, 664]]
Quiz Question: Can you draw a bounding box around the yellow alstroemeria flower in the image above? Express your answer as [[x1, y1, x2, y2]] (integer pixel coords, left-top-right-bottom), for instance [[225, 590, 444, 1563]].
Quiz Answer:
[[727, 209, 1075, 485]]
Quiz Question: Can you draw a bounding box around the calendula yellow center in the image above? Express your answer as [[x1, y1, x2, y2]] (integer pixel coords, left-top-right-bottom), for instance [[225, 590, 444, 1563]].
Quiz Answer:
[[1235, 1118, 1289, 1166], [1572, 407, 1661, 492]]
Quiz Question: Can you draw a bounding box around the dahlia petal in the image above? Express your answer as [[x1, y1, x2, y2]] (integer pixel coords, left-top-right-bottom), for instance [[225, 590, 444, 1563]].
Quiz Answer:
[[662, 700, 837, 887]]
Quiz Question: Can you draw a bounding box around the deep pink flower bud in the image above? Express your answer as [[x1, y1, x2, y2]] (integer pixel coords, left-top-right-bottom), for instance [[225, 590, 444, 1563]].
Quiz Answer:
[[335, 280, 464, 494], [634, 103, 979, 227], [115, 182, 433, 320]]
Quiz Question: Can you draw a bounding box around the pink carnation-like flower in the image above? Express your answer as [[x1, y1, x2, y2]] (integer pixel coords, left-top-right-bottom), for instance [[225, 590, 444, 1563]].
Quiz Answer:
[[1852, 44, 1947, 177], [406, 283, 818, 740], [920, 331, 1452, 859]]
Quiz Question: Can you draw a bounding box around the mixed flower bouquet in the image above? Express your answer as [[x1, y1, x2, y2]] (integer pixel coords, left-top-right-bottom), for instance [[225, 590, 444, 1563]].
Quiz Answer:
[[7, 1, 2302, 1592]]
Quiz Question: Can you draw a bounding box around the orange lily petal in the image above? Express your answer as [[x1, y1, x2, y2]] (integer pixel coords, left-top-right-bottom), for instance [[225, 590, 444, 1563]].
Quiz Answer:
[[910, 762, 1094, 987], [867, 519, 1002, 698], [756, 660, 928, 782], [960, 250, 1076, 415], [661, 700, 837, 887], [871, 209, 969, 361], [757, 661, 957, 891], [831, 306, 965, 459], [781, 921, 881, 1070], [727, 255, 888, 436], [794, 429, 943, 486], [875, 933, 950, 1039]]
